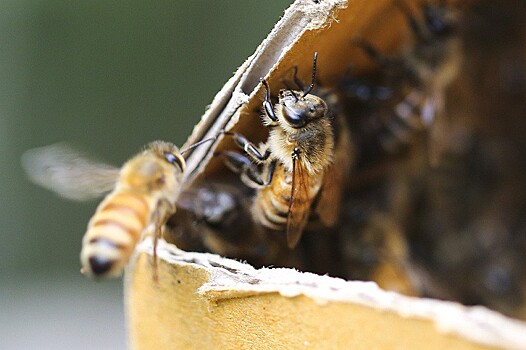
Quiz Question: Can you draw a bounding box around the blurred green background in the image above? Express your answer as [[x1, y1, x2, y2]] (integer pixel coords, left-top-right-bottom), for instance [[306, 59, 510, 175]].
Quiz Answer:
[[0, 1, 290, 348]]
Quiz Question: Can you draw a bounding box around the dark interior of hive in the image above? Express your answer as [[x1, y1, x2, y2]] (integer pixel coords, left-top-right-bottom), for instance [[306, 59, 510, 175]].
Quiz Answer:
[[163, 0, 526, 320]]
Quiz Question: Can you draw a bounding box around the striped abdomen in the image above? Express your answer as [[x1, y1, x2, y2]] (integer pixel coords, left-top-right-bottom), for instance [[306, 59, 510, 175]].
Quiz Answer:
[[253, 164, 320, 234], [80, 191, 151, 278]]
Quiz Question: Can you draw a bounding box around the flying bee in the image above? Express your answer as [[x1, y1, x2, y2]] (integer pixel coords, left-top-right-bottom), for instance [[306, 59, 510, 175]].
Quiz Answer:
[[79, 141, 187, 279], [222, 53, 351, 248], [22, 138, 214, 279]]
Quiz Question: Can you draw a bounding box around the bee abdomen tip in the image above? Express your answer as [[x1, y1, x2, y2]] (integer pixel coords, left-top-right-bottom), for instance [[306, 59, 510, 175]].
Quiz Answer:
[[88, 256, 114, 276]]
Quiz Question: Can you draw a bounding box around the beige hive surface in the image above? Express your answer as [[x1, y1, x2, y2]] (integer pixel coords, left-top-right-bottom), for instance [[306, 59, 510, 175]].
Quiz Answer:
[[126, 239, 526, 350]]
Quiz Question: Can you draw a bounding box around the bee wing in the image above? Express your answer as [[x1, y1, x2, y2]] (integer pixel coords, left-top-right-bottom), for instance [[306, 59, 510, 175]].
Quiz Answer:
[[425, 93, 449, 167], [314, 163, 343, 227], [21, 143, 120, 201], [286, 155, 311, 248], [315, 120, 353, 227]]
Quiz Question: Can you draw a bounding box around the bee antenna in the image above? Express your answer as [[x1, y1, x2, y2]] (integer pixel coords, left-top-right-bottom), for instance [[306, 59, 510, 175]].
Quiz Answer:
[[302, 52, 318, 98], [292, 66, 305, 91], [289, 89, 299, 103], [180, 136, 217, 155]]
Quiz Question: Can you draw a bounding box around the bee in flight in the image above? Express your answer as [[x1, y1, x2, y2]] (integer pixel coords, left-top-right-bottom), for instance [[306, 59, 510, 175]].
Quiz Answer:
[[22, 138, 214, 279], [222, 52, 349, 248]]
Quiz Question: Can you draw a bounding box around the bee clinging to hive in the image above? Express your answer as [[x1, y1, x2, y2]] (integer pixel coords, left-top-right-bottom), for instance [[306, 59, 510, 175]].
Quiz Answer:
[[22, 138, 214, 279], [164, 182, 289, 266], [341, 0, 461, 162], [222, 53, 351, 248], [330, 0, 463, 296], [396, 0, 461, 96], [395, 0, 462, 162]]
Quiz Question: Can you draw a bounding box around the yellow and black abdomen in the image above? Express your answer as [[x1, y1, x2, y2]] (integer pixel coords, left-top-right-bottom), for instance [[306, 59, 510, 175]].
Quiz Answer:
[[253, 164, 318, 241], [80, 191, 151, 278], [253, 165, 291, 231]]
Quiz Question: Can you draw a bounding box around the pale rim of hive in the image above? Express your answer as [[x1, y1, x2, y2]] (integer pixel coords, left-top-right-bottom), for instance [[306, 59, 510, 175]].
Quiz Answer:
[[132, 238, 526, 350]]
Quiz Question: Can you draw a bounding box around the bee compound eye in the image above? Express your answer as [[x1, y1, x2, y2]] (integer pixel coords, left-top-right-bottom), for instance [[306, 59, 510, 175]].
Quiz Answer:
[[88, 256, 114, 276], [164, 152, 184, 170]]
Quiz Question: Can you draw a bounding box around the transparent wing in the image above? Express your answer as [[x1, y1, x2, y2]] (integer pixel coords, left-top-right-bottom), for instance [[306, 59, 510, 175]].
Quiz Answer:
[[286, 156, 311, 248], [314, 163, 342, 227], [21, 143, 120, 201], [315, 121, 353, 226]]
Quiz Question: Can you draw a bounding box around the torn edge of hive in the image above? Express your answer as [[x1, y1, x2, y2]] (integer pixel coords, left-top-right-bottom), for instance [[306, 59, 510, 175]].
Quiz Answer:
[[182, 0, 347, 183], [134, 238, 526, 350]]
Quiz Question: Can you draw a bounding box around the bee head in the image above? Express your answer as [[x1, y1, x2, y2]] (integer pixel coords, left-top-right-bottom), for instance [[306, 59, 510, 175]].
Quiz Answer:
[[119, 141, 185, 191], [278, 89, 328, 129], [422, 3, 456, 39], [146, 141, 185, 172]]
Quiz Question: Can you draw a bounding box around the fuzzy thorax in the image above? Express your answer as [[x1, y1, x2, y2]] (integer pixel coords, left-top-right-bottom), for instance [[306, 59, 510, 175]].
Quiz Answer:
[[267, 112, 334, 175]]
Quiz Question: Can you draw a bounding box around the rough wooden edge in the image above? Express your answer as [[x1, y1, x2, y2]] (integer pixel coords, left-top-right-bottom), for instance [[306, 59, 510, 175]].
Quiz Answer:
[[125, 239, 526, 350]]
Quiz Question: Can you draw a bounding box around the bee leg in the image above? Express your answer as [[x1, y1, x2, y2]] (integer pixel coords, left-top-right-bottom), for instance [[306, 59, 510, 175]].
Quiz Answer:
[[280, 66, 305, 92], [152, 225, 159, 283], [393, 0, 423, 39], [292, 65, 305, 91], [149, 199, 175, 283], [352, 38, 394, 69], [350, 39, 408, 98], [261, 79, 279, 123], [340, 66, 394, 102], [264, 159, 277, 186], [222, 131, 271, 162], [221, 151, 267, 188]]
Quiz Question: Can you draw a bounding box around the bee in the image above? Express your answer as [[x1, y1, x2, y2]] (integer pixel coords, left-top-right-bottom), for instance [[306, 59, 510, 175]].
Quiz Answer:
[[222, 53, 351, 248], [402, 0, 526, 318], [22, 138, 214, 279], [338, 185, 422, 296], [396, 0, 461, 95], [341, 0, 461, 162], [163, 183, 297, 267], [395, 0, 462, 163]]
